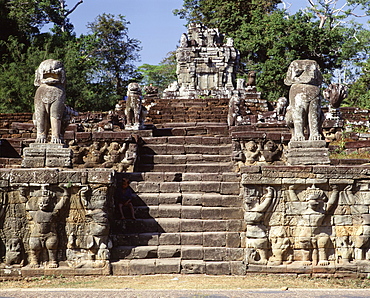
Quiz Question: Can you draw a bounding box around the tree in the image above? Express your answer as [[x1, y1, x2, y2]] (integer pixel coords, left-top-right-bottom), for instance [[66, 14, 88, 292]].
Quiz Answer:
[[138, 51, 177, 93], [175, 0, 368, 102], [6, 0, 83, 35], [84, 13, 142, 107]]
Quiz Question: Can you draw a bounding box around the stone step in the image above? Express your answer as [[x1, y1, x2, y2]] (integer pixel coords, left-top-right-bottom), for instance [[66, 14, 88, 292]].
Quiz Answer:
[[131, 193, 240, 207], [139, 154, 232, 164], [111, 245, 244, 261], [111, 231, 243, 247], [111, 259, 245, 275], [129, 181, 240, 194], [110, 217, 243, 234], [131, 205, 243, 219], [139, 144, 232, 155], [136, 162, 234, 173], [120, 172, 240, 183], [141, 135, 231, 145]]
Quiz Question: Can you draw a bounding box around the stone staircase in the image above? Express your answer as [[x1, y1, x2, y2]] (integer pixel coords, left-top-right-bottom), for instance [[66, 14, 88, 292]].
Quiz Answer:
[[145, 97, 230, 125], [110, 124, 245, 275]]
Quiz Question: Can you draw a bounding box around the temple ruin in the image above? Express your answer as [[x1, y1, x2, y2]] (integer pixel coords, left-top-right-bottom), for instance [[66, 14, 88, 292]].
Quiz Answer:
[[1, 26, 370, 278]]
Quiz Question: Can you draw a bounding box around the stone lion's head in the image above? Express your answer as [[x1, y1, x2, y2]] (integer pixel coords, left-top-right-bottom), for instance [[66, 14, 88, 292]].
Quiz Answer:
[[34, 59, 66, 87]]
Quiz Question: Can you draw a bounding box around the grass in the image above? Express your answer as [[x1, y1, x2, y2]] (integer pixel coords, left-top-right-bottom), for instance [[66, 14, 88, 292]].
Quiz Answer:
[[1, 274, 370, 290]]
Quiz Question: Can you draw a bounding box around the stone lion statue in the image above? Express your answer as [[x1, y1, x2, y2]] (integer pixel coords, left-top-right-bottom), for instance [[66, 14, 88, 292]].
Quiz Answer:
[[284, 60, 323, 142], [33, 59, 66, 143], [125, 82, 144, 130]]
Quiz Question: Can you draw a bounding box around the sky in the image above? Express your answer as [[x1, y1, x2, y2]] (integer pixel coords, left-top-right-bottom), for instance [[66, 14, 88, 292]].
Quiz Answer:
[[68, 0, 187, 66], [66, 0, 368, 66]]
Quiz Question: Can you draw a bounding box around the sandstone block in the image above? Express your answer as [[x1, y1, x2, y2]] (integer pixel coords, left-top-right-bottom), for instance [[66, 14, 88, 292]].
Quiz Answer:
[[182, 194, 202, 206], [181, 232, 203, 245], [157, 246, 181, 258], [158, 218, 180, 233], [226, 232, 241, 247], [160, 182, 181, 193], [221, 208, 243, 220], [202, 220, 227, 232], [202, 194, 222, 207], [155, 259, 181, 274], [200, 181, 221, 193], [203, 232, 226, 247], [111, 260, 130, 275], [205, 261, 231, 275], [220, 182, 240, 195], [230, 261, 246, 275], [158, 205, 181, 218], [138, 233, 159, 246], [133, 246, 158, 259], [227, 248, 245, 261], [181, 246, 203, 260], [181, 260, 205, 274], [181, 206, 202, 219], [137, 181, 160, 193], [158, 233, 181, 245], [202, 207, 222, 219], [181, 219, 204, 232], [129, 259, 156, 275], [204, 247, 227, 261], [158, 193, 182, 204]]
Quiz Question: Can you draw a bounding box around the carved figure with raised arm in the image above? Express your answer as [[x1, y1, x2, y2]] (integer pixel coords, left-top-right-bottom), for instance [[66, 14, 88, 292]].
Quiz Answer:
[[288, 184, 339, 266], [244, 186, 276, 265], [27, 185, 69, 268]]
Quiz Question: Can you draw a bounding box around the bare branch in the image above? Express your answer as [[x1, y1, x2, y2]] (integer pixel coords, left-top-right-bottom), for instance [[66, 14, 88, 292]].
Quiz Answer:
[[65, 0, 83, 18]]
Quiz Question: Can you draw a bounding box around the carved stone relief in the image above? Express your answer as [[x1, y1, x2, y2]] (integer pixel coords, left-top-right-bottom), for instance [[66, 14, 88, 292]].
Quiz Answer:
[[242, 179, 370, 267]]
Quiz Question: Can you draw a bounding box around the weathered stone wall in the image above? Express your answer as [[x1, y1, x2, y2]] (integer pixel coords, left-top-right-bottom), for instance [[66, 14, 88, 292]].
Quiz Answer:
[[0, 168, 114, 277], [241, 165, 370, 276]]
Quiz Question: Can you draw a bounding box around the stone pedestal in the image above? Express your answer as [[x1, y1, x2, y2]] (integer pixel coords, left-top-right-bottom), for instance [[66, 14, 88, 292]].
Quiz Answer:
[[22, 143, 72, 168], [286, 140, 330, 165]]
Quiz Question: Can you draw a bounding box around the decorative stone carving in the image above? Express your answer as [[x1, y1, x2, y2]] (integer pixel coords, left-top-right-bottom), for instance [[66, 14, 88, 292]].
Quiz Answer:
[[324, 83, 348, 109], [33, 59, 67, 144], [323, 83, 348, 120], [285, 60, 323, 142], [26, 184, 69, 268], [275, 97, 288, 121], [69, 140, 85, 165], [261, 140, 282, 163], [288, 184, 339, 266], [22, 60, 74, 168], [144, 84, 159, 98], [227, 93, 240, 126], [165, 23, 240, 99], [244, 186, 277, 264], [66, 185, 112, 268], [83, 142, 108, 168], [125, 82, 145, 130], [241, 141, 261, 164], [285, 60, 329, 165]]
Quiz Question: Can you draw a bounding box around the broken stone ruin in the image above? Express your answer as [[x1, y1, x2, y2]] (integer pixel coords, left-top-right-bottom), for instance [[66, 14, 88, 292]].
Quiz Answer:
[[1, 25, 370, 279]]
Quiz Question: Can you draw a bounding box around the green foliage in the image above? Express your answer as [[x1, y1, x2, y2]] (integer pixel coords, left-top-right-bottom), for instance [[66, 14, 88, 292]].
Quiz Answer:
[[6, 0, 81, 35], [345, 58, 370, 108], [138, 51, 177, 93], [175, 0, 368, 103], [0, 8, 142, 113], [85, 14, 142, 104]]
